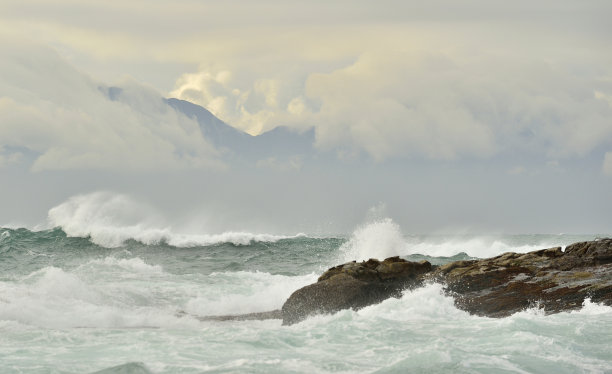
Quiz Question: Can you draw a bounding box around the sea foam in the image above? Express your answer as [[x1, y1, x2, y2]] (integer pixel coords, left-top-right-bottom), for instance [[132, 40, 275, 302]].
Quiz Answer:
[[339, 218, 405, 262], [338, 217, 575, 260], [0, 265, 197, 329], [184, 271, 317, 316], [47, 191, 304, 248]]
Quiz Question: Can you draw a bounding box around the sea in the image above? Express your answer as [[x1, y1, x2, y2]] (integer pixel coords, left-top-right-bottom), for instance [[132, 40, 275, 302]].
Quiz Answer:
[[1, 199, 611, 373]]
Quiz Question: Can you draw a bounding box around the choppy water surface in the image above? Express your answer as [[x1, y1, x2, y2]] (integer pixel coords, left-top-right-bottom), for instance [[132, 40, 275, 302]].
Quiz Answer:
[[0, 222, 610, 373]]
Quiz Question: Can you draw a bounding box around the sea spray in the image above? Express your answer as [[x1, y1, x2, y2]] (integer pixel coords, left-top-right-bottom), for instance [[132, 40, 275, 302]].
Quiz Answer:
[[339, 218, 405, 262], [48, 191, 169, 247], [47, 192, 307, 248], [337, 217, 572, 263], [184, 271, 317, 316], [403, 236, 567, 258]]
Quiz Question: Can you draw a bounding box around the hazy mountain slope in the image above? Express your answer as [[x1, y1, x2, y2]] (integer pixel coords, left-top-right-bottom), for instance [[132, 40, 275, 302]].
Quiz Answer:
[[167, 98, 315, 162]]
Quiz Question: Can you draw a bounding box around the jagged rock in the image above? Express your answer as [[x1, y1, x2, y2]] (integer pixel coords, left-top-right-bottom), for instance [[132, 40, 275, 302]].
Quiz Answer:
[[427, 239, 612, 317], [281, 257, 431, 325]]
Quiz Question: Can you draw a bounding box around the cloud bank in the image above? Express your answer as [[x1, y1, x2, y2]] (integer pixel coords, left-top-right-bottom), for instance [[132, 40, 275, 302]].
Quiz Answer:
[[171, 44, 612, 163], [0, 40, 222, 171], [2, 0, 611, 166]]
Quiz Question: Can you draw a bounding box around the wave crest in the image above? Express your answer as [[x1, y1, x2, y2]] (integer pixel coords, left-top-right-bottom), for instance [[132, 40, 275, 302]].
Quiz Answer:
[[47, 191, 304, 248]]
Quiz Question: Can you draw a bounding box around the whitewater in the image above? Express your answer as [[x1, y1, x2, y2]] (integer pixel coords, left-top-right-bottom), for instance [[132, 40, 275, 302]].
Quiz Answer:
[[1, 195, 611, 373]]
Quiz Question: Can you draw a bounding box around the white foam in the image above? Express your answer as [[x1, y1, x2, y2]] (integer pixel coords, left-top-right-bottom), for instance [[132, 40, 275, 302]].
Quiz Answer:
[[403, 237, 562, 258], [48, 191, 168, 247], [358, 283, 470, 321], [47, 191, 304, 248], [185, 271, 317, 316], [338, 216, 578, 260], [86, 257, 164, 274], [570, 298, 612, 316], [339, 218, 405, 262], [0, 266, 197, 329], [0, 230, 10, 241], [166, 232, 306, 247]]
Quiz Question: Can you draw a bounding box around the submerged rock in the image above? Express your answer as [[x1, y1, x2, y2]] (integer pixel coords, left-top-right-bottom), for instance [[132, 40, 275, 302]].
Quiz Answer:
[[193, 310, 282, 322], [281, 257, 431, 325], [280, 239, 612, 324], [90, 362, 152, 374]]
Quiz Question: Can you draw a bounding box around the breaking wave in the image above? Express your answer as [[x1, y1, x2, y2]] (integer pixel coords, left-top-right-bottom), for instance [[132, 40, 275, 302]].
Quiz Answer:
[[46, 191, 304, 248]]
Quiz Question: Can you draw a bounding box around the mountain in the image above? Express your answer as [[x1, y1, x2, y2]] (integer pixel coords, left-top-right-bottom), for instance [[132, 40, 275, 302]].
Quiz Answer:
[[166, 98, 316, 162], [165, 98, 253, 151], [100, 86, 316, 164]]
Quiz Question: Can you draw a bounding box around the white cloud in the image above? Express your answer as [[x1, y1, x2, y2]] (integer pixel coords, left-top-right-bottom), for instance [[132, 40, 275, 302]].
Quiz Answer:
[[170, 68, 305, 135], [0, 40, 222, 171]]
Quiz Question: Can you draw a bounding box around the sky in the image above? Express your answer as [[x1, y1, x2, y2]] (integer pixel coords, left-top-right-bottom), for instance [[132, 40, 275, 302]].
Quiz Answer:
[[0, 0, 611, 235]]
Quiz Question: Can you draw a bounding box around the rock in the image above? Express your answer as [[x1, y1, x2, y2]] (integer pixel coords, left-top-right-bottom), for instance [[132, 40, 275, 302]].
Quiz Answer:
[[280, 239, 612, 324], [281, 257, 431, 325], [189, 239, 612, 325], [177, 309, 282, 322], [193, 310, 282, 322], [428, 239, 612, 317]]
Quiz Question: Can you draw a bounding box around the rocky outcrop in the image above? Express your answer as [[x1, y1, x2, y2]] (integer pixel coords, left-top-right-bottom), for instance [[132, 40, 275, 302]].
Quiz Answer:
[[427, 239, 612, 317], [190, 239, 612, 325], [281, 257, 432, 325], [280, 239, 612, 324]]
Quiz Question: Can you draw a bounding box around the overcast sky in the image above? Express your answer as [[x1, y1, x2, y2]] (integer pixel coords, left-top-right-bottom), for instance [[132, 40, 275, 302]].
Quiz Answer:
[[0, 0, 611, 234]]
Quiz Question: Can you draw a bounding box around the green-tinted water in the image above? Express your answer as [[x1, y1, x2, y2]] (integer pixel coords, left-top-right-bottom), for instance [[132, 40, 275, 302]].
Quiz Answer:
[[0, 226, 610, 373]]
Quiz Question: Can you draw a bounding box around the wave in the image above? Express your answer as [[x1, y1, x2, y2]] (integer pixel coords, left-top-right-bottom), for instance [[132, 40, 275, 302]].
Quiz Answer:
[[0, 264, 193, 329], [402, 237, 568, 258], [184, 271, 317, 316], [45, 191, 306, 248], [84, 257, 164, 274], [338, 217, 598, 260], [339, 218, 405, 262], [0, 261, 316, 329]]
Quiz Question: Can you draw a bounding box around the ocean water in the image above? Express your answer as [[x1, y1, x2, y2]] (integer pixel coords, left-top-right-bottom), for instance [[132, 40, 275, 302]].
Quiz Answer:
[[1, 202, 611, 373]]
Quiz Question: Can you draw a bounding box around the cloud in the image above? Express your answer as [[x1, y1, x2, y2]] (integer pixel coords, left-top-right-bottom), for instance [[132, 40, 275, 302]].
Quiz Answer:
[[0, 40, 222, 171], [171, 47, 612, 161], [0, 146, 23, 167], [604, 152, 612, 176], [3, 1, 612, 163], [170, 67, 311, 136]]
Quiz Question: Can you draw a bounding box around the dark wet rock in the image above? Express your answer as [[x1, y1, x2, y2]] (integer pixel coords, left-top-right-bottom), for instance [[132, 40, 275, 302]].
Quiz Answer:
[[280, 239, 612, 324], [427, 239, 612, 317], [281, 257, 431, 325]]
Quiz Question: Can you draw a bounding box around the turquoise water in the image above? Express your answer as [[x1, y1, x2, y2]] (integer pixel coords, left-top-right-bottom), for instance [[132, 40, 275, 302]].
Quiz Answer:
[[0, 224, 611, 373]]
